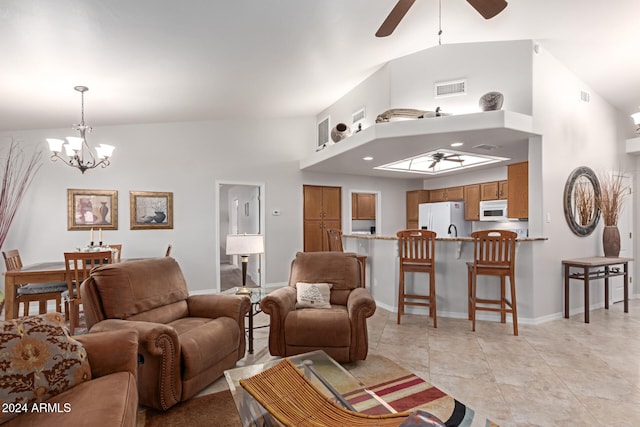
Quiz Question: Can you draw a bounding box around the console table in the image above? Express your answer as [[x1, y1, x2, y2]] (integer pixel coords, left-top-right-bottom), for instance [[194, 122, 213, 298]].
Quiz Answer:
[[562, 256, 632, 323]]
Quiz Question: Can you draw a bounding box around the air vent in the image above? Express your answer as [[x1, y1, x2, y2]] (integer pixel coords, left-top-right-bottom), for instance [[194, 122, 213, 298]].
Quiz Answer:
[[473, 144, 497, 150], [352, 107, 366, 124], [435, 79, 467, 98], [317, 116, 330, 148], [580, 89, 591, 103]]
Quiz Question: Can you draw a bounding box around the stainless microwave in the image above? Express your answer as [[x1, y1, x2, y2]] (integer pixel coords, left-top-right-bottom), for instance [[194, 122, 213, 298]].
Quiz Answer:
[[479, 200, 508, 221]]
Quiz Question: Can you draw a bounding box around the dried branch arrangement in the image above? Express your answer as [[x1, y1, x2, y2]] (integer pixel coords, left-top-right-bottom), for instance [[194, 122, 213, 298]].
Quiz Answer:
[[595, 172, 628, 226], [0, 139, 42, 249], [574, 180, 595, 226]]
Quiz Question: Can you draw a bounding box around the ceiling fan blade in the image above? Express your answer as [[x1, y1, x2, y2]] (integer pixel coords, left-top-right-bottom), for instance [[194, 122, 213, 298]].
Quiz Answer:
[[429, 160, 437, 169], [466, 0, 508, 19], [443, 154, 464, 162], [376, 0, 416, 37]]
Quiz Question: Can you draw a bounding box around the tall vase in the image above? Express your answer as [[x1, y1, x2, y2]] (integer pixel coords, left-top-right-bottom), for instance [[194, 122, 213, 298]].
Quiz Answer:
[[99, 202, 109, 224], [603, 225, 621, 257]]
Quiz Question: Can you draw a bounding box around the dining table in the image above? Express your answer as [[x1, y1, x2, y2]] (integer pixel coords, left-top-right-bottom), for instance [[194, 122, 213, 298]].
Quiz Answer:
[[3, 247, 133, 320], [3, 261, 68, 320]]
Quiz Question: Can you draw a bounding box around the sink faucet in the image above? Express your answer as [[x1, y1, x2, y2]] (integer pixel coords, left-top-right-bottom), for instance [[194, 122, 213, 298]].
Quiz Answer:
[[447, 223, 457, 237]]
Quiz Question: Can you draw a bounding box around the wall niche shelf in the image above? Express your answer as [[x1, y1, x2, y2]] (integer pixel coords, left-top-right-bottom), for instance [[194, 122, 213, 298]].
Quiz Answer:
[[300, 110, 539, 179]]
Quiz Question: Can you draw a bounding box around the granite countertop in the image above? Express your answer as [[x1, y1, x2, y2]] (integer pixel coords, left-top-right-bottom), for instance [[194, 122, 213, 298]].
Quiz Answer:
[[343, 234, 548, 242]]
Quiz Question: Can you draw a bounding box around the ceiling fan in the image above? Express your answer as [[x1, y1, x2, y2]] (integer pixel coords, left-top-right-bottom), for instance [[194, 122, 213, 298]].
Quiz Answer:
[[376, 0, 508, 37], [428, 152, 464, 169]]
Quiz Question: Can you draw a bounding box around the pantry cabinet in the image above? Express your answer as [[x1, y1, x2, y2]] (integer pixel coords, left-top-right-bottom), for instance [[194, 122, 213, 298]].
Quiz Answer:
[[507, 162, 528, 219], [303, 185, 341, 251]]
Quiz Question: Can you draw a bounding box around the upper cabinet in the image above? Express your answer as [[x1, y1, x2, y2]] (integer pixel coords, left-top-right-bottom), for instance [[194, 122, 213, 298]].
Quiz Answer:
[[352, 193, 376, 220], [507, 162, 528, 219], [464, 184, 481, 221], [480, 181, 508, 200], [406, 190, 429, 229], [461, 161, 528, 220], [429, 186, 464, 202]]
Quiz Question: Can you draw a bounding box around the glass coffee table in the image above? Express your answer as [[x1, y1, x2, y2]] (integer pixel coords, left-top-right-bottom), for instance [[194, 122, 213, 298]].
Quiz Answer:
[[224, 350, 365, 427], [222, 287, 274, 354]]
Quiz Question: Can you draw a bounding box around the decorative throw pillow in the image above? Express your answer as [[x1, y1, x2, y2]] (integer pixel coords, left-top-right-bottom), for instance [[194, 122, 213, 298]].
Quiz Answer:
[[0, 313, 92, 424], [295, 282, 332, 309]]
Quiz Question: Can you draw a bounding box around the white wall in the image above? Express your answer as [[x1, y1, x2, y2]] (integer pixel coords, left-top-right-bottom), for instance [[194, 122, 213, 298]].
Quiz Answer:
[[318, 40, 533, 130], [1, 118, 313, 291], [388, 40, 533, 116], [531, 42, 635, 318]]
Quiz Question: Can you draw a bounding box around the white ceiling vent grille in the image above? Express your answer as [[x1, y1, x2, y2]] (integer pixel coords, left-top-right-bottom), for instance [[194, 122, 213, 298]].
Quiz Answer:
[[580, 89, 591, 103], [352, 107, 366, 124], [317, 116, 330, 148], [473, 144, 498, 150], [435, 79, 467, 98]]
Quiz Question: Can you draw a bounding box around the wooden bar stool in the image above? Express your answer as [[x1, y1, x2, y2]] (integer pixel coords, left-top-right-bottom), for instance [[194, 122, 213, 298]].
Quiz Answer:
[[467, 229, 518, 336], [396, 229, 437, 327], [326, 228, 367, 288]]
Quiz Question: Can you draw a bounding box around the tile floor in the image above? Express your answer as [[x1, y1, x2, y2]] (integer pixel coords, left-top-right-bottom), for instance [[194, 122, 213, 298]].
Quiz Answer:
[[208, 299, 640, 427]]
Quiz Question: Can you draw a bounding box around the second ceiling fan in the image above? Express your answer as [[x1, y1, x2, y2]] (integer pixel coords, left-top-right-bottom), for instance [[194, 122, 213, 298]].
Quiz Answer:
[[376, 0, 508, 37]]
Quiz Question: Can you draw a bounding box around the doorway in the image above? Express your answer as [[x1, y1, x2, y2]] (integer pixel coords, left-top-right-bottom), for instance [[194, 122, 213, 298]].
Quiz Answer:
[[348, 190, 381, 235], [613, 173, 633, 303], [216, 181, 265, 291]]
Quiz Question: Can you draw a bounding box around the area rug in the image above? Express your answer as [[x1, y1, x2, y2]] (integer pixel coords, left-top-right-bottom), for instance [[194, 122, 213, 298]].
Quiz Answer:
[[138, 354, 496, 427], [139, 390, 241, 427], [342, 355, 497, 427]]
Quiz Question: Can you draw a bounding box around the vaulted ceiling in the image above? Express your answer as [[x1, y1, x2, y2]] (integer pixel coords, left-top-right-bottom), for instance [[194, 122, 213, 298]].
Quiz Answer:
[[1, 0, 638, 131]]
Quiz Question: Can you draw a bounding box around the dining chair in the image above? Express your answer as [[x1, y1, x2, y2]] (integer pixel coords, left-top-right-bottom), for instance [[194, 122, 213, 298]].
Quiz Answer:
[[63, 251, 113, 334], [2, 249, 67, 317], [109, 244, 122, 262], [326, 228, 367, 288], [396, 229, 437, 327], [467, 229, 518, 336]]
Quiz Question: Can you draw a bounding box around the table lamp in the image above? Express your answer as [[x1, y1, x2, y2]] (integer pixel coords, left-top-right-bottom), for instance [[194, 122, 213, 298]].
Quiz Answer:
[[226, 234, 264, 295]]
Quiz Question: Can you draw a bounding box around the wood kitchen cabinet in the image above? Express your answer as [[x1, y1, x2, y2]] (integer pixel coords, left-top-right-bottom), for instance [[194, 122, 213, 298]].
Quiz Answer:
[[464, 184, 481, 221], [406, 190, 429, 229], [304, 185, 341, 251], [429, 186, 464, 202], [352, 193, 376, 220], [480, 181, 508, 200], [507, 162, 528, 219]]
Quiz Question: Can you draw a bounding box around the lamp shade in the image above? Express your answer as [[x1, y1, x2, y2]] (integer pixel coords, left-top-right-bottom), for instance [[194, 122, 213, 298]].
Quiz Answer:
[[632, 112, 640, 125], [226, 234, 264, 255]]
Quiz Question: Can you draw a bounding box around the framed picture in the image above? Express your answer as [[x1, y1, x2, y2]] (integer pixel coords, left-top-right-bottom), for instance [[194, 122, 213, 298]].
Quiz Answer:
[[67, 189, 118, 230], [130, 191, 173, 230]]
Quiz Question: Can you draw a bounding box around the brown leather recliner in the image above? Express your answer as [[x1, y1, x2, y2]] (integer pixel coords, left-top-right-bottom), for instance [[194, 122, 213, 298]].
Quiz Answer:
[[80, 257, 251, 411], [261, 252, 376, 362]]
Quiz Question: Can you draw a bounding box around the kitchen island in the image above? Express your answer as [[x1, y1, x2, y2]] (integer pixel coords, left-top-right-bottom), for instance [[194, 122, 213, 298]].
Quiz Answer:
[[344, 234, 547, 322]]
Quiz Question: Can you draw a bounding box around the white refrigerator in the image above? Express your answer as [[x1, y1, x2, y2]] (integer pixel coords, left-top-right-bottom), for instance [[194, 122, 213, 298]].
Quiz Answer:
[[418, 201, 471, 237]]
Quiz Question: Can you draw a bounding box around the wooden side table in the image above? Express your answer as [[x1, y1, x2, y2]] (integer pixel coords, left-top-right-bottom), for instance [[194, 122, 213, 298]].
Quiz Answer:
[[562, 256, 632, 323]]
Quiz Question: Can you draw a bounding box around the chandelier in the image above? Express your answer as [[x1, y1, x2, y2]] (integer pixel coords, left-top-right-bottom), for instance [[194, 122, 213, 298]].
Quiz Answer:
[[47, 86, 114, 174]]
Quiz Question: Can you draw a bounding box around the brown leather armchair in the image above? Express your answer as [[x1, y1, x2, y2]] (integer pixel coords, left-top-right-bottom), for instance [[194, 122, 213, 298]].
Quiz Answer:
[[261, 252, 376, 362], [80, 257, 251, 411]]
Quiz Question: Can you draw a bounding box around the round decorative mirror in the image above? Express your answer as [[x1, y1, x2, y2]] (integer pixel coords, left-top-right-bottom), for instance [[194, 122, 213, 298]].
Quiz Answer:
[[563, 166, 601, 236]]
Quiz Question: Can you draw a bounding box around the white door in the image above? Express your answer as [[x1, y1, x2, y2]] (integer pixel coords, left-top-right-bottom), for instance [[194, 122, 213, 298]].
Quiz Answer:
[[613, 174, 633, 303]]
